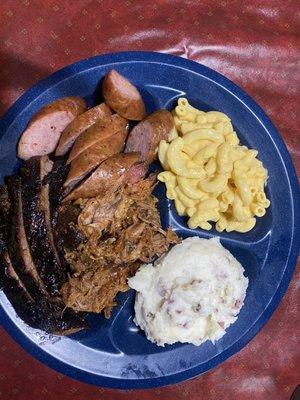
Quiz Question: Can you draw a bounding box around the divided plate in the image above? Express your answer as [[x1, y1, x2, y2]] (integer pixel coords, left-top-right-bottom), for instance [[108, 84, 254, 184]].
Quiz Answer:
[[0, 51, 299, 389]]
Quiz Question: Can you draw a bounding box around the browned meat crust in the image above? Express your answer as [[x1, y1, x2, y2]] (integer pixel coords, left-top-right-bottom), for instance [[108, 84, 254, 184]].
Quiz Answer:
[[55, 103, 112, 156], [102, 70, 146, 121], [0, 183, 88, 334], [63, 152, 146, 202], [125, 109, 174, 163]]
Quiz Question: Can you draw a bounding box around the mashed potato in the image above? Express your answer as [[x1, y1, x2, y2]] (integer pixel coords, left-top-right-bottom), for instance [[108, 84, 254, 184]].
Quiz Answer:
[[128, 237, 248, 346]]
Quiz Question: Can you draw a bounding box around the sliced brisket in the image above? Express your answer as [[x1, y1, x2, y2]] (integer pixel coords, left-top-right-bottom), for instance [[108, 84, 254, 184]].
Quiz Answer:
[[0, 182, 88, 334], [32, 297, 88, 335], [44, 155, 70, 225], [56, 203, 86, 252], [43, 157, 86, 265], [5, 176, 48, 299], [20, 156, 66, 296], [0, 186, 35, 323]]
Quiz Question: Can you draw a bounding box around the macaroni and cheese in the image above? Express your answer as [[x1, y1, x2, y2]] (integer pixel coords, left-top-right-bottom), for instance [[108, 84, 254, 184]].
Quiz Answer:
[[158, 98, 270, 233]]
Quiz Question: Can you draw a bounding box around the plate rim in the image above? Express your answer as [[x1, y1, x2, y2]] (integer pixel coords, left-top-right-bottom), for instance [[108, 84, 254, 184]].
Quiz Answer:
[[0, 51, 299, 389]]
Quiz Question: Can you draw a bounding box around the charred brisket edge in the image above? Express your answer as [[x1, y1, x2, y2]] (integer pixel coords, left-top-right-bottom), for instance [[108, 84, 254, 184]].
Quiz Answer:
[[5, 176, 48, 300], [0, 185, 42, 327], [56, 203, 86, 252], [45, 156, 87, 255], [1, 179, 87, 334], [20, 157, 65, 295], [44, 155, 70, 217], [44, 157, 73, 265], [42, 156, 88, 334], [41, 172, 63, 272]]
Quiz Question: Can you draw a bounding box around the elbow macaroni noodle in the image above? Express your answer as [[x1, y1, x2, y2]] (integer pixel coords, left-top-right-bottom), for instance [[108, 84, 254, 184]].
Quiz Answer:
[[158, 98, 270, 233]]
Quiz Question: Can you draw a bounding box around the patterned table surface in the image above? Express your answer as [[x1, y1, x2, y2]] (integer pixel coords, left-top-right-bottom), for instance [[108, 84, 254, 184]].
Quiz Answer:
[[0, 1, 299, 399]]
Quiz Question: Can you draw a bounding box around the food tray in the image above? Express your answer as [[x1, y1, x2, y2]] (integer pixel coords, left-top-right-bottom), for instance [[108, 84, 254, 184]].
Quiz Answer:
[[0, 51, 299, 389]]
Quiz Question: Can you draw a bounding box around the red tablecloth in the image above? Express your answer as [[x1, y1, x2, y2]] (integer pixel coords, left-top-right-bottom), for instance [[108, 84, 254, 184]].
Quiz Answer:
[[0, 1, 299, 399]]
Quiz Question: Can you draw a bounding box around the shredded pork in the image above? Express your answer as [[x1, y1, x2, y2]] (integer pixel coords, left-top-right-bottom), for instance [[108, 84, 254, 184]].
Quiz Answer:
[[61, 176, 179, 317]]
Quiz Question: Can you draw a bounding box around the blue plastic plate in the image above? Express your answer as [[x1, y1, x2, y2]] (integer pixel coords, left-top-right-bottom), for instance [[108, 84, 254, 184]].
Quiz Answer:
[[0, 51, 299, 389]]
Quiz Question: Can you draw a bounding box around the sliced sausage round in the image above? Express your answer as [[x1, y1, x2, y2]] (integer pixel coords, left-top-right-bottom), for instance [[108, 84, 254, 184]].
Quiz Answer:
[[55, 103, 112, 156], [64, 153, 146, 202], [67, 114, 128, 164], [125, 109, 174, 164], [64, 127, 128, 188], [102, 70, 146, 121], [18, 97, 86, 160]]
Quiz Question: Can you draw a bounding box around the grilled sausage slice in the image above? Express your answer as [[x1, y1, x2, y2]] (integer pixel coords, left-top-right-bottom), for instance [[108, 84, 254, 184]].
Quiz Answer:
[[55, 103, 112, 156], [67, 114, 128, 164], [102, 70, 146, 121], [64, 127, 128, 188], [18, 97, 86, 160], [125, 109, 174, 164], [64, 153, 146, 201]]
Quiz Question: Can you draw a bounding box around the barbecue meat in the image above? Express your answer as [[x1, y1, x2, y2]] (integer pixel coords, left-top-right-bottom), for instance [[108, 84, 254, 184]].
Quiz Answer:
[[56, 203, 86, 252], [0, 186, 35, 322], [5, 176, 48, 299], [61, 176, 179, 316], [20, 156, 66, 295], [0, 184, 88, 334]]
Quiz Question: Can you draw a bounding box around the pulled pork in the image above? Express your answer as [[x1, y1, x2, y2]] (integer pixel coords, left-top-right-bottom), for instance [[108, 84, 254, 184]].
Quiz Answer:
[[61, 176, 179, 317]]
